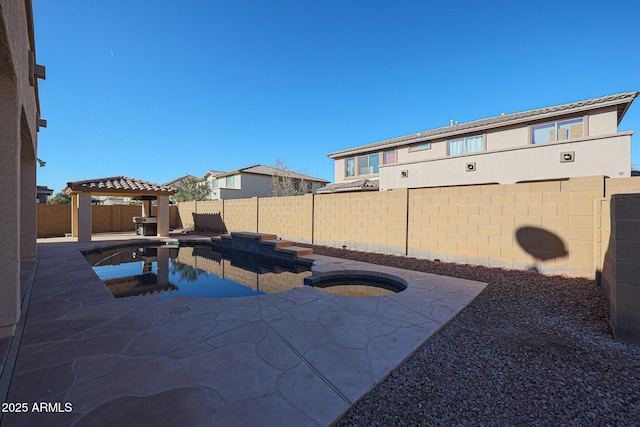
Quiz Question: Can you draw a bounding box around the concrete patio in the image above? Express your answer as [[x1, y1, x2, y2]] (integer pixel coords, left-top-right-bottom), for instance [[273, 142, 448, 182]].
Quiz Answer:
[[0, 234, 486, 426]]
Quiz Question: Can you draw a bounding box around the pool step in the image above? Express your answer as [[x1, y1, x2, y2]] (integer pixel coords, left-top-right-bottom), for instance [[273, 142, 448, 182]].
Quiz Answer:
[[211, 232, 314, 265]]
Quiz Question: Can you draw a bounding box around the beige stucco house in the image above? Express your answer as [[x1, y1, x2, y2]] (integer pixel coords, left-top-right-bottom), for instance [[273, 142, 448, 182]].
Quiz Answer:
[[0, 0, 45, 338], [322, 92, 637, 193], [198, 164, 329, 199]]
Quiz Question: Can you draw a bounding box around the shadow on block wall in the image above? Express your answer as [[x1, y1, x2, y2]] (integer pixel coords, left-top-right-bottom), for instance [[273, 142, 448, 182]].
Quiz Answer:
[[192, 212, 227, 234], [515, 226, 568, 272]]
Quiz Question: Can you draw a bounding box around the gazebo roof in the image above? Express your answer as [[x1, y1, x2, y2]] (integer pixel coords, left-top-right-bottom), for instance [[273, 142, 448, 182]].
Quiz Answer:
[[63, 176, 177, 196]]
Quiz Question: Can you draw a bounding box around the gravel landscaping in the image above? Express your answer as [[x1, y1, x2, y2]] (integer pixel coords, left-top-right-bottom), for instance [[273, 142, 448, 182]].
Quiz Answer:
[[301, 245, 640, 426]]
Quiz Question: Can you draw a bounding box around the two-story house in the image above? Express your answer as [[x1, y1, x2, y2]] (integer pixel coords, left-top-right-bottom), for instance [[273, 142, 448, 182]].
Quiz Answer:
[[198, 164, 329, 200], [320, 92, 637, 192]]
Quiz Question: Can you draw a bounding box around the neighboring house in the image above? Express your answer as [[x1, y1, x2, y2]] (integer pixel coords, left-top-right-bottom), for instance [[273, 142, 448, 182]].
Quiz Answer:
[[321, 92, 638, 192], [36, 186, 53, 204], [198, 164, 329, 200], [196, 169, 225, 193], [100, 196, 133, 205], [163, 174, 198, 188]]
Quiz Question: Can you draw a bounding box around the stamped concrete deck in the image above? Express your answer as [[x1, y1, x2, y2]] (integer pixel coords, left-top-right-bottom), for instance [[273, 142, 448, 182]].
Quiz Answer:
[[0, 234, 486, 426]]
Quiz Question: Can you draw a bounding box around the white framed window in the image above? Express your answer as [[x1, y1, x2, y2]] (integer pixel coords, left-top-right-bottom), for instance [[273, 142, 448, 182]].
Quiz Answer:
[[448, 135, 484, 155], [383, 149, 397, 165], [358, 153, 380, 175], [531, 118, 584, 144], [345, 157, 356, 177], [343, 151, 389, 178], [409, 142, 431, 152], [226, 176, 235, 187], [213, 179, 218, 189]]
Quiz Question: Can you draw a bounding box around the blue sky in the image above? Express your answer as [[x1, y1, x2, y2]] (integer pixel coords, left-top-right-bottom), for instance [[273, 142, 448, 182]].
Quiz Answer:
[[33, 0, 640, 193]]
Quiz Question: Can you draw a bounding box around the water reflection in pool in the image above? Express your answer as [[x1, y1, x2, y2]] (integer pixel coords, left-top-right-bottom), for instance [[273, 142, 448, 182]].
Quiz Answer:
[[83, 245, 312, 298]]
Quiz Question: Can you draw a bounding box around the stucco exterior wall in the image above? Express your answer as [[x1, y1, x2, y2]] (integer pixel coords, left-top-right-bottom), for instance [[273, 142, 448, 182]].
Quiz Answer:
[[333, 158, 346, 183], [211, 174, 325, 200], [486, 126, 528, 150], [0, 0, 41, 337], [331, 105, 627, 187], [589, 108, 618, 135], [379, 133, 631, 189]]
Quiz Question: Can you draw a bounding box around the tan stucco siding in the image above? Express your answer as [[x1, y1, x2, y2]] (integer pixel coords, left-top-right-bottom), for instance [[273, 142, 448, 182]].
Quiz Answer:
[[486, 126, 529, 150], [379, 133, 631, 189], [588, 108, 618, 135], [0, 0, 41, 337]]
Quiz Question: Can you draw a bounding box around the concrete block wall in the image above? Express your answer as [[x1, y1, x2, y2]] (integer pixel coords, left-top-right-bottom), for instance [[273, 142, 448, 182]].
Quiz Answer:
[[407, 177, 603, 276], [176, 201, 196, 230], [258, 194, 313, 243], [601, 194, 640, 344], [192, 200, 225, 232], [172, 176, 640, 279], [314, 189, 408, 255], [224, 198, 258, 232]]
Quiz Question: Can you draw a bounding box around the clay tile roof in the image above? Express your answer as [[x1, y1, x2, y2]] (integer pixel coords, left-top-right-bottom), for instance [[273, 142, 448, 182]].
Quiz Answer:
[[64, 176, 177, 195], [316, 178, 379, 193], [328, 91, 639, 158], [220, 164, 330, 183]]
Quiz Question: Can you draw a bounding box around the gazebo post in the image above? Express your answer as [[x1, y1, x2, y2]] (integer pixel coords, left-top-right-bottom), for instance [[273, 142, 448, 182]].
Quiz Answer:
[[77, 192, 92, 242], [71, 193, 79, 237], [157, 195, 170, 237]]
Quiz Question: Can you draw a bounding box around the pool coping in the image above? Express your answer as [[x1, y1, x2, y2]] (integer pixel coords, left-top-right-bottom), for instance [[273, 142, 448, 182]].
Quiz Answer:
[[1, 235, 487, 426]]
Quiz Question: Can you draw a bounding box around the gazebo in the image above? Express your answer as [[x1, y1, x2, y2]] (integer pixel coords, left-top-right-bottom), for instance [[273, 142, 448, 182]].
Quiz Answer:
[[63, 176, 177, 242]]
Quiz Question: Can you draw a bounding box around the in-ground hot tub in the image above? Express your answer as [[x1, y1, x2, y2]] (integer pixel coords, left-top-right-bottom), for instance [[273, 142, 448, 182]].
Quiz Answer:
[[304, 273, 407, 297]]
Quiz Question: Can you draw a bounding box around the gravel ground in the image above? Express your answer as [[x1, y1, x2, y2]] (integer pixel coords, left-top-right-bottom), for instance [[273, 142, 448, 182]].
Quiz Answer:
[[301, 244, 640, 427]]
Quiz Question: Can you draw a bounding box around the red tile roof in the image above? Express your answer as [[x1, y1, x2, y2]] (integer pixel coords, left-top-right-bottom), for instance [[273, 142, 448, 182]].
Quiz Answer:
[[316, 178, 379, 193], [64, 176, 177, 195]]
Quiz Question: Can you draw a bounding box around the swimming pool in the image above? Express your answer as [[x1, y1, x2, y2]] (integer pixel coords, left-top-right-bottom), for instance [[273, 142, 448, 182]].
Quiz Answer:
[[83, 244, 312, 298]]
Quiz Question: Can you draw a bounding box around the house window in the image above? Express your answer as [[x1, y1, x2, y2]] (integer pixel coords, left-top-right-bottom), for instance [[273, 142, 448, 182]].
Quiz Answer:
[[358, 153, 379, 175], [226, 176, 235, 187], [345, 157, 356, 177], [448, 135, 484, 155], [409, 142, 431, 151], [213, 179, 218, 188], [531, 118, 584, 144], [383, 150, 397, 165]]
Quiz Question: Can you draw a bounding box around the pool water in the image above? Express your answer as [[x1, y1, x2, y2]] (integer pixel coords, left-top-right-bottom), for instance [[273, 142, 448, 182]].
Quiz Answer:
[[83, 244, 312, 298]]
